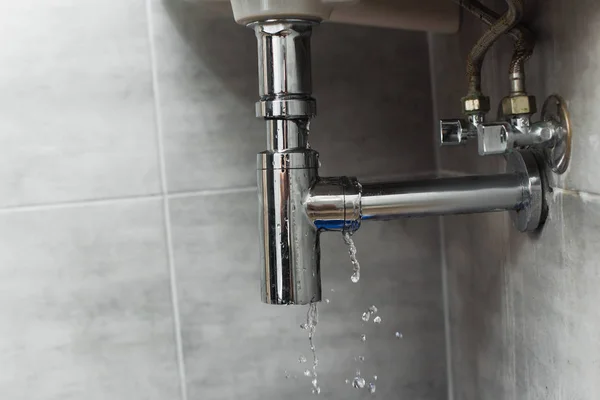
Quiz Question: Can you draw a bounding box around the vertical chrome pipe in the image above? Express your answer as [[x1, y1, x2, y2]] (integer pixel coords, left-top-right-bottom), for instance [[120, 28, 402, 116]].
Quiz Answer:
[[258, 149, 320, 305], [254, 20, 316, 121], [254, 20, 321, 305]]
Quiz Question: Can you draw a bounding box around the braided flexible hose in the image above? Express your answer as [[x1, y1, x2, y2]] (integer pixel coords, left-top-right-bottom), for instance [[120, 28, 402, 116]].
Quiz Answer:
[[453, 0, 525, 96]]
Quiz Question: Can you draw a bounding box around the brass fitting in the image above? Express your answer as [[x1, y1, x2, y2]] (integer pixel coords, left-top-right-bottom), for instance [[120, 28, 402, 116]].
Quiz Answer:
[[501, 94, 537, 116], [462, 95, 491, 116]]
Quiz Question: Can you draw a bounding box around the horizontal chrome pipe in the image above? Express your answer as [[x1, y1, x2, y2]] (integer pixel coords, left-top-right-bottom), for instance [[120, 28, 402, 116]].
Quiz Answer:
[[305, 151, 543, 234], [360, 174, 525, 220], [305, 173, 526, 226]]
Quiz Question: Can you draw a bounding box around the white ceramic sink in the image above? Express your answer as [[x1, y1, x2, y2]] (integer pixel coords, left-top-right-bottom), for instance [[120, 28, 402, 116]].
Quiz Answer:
[[186, 0, 459, 33]]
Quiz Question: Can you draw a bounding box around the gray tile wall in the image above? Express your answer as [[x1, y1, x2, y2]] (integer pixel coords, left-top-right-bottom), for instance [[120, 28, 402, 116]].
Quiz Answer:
[[0, 0, 446, 399], [430, 1, 600, 398]]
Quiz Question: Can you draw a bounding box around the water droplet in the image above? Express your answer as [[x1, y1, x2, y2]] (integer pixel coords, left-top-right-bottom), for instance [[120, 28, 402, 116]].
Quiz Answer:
[[358, 356, 365, 362], [331, 289, 335, 292], [300, 323, 307, 330], [395, 331, 403, 339], [373, 316, 382, 324], [325, 298, 330, 304], [312, 386, 321, 394], [304, 369, 312, 377], [368, 305, 378, 314], [299, 355, 307, 363], [345, 379, 350, 384], [352, 377, 366, 389], [343, 232, 361, 283], [284, 370, 290, 379], [368, 383, 376, 394], [360, 334, 366, 342], [312, 378, 318, 387], [362, 311, 371, 322], [373, 375, 378, 381]]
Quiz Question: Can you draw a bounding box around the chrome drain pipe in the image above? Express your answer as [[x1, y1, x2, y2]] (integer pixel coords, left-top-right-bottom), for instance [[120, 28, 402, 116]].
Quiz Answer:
[[252, 20, 546, 306]]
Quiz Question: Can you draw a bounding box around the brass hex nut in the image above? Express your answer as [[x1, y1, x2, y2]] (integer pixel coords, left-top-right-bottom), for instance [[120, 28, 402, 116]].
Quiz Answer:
[[462, 95, 490, 115], [501, 95, 537, 116]]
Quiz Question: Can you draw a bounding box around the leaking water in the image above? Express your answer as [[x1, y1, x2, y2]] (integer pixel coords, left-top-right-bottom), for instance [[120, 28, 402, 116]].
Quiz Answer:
[[300, 302, 320, 394], [352, 376, 366, 389], [368, 382, 376, 394], [342, 232, 360, 283]]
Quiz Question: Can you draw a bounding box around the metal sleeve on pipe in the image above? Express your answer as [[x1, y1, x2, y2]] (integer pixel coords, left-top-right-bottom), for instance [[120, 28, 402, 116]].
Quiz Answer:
[[305, 177, 361, 232]]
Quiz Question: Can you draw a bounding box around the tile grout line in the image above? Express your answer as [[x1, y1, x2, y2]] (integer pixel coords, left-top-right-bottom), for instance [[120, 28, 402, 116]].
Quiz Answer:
[[437, 217, 454, 400], [437, 169, 464, 177], [144, 1, 188, 400], [0, 194, 164, 214], [5, 171, 594, 214], [168, 186, 256, 199], [439, 169, 600, 200], [427, 33, 453, 400], [0, 187, 260, 214], [427, 32, 443, 175]]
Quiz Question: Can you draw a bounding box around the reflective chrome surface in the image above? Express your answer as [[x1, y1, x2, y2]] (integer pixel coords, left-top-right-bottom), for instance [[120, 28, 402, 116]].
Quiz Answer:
[[541, 95, 572, 174], [253, 20, 316, 119], [506, 150, 544, 232], [254, 20, 321, 305], [477, 115, 565, 156], [305, 177, 361, 232], [303, 151, 544, 232], [440, 119, 476, 145], [258, 148, 320, 305], [360, 174, 526, 220]]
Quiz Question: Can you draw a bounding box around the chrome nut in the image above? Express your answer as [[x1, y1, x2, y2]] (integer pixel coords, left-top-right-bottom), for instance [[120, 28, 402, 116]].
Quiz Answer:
[[501, 95, 537, 116], [462, 95, 490, 115]]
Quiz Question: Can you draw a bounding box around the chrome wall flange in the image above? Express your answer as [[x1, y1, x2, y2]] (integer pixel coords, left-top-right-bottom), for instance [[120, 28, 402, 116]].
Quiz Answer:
[[541, 95, 572, 174], [506, 150, 546, 233]]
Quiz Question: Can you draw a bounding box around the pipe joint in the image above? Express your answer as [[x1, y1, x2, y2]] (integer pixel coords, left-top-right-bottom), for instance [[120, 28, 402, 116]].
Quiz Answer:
[[305, 177, 361, 232]]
